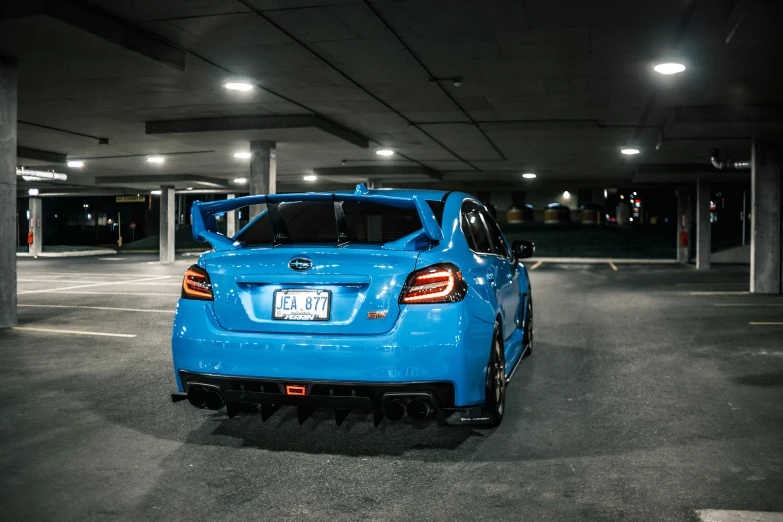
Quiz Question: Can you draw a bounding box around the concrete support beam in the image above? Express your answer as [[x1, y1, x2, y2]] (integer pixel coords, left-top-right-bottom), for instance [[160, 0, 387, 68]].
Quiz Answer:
[[159, 185, 175, 265], [676, 189, 691, 263], [226, 194, 237, 238], [249, 141, 276, 219], [696, 179, 711, 270], [368, 180, 384, 189], [750, 138, 782, 294], [0, 57, 17, 328], [313, 165, 442, 182], [28, 197, 42, 257], [17, 146, 66, 164]]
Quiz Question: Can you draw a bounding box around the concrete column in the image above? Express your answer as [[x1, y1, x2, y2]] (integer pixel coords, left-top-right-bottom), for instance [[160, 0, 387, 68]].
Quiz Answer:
[[0, 57, 17, 328], [750, 137, 782, 294], [226, 193, 237, 238], [368, 180, 383, 189], [249, 140, 276, 219], [159, 185, 175, 265], [676, 188, 691, 263], [28, 197, 42, 257], [696, 178, 711, 270]]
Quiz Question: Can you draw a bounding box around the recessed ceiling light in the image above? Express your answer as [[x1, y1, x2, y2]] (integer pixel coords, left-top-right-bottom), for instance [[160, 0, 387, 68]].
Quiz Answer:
[[147, 156, 164, 163], [620, 148, 640, 155], [653, 63, 686, 75], [67, 160, 84, 168], [376, 149, 394, 156], [187, 187, 193, 191], [234, 152, 251, 159], [28, 188, 39, 196], [522, 173, 536, 179], [563, 191, 571, 199], [303, 175, 317, 181], [224, 82, 253, 91], [151, 190, 161, 195], [233, 177, 248, 184]]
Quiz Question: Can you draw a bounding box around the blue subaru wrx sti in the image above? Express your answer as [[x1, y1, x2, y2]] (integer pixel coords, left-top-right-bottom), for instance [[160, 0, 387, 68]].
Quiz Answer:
[[171, 184, 534, 427]]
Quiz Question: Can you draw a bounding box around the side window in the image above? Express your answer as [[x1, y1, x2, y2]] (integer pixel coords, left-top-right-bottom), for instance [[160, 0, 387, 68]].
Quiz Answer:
[[482, 211, 510, 258], [462, 205, 493, 254]]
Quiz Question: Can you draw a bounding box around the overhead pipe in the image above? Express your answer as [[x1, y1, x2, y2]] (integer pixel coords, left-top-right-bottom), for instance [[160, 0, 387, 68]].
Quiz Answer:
[[16, 168, 68, 181], [710, 149, 750, 171]]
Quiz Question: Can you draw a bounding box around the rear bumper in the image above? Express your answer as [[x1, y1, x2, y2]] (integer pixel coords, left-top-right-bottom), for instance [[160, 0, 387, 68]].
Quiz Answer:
[[171, 299, 494, 407]]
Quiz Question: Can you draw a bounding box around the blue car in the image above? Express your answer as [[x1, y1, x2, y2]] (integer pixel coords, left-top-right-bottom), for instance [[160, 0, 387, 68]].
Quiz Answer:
[[171, 184, 534, 427]]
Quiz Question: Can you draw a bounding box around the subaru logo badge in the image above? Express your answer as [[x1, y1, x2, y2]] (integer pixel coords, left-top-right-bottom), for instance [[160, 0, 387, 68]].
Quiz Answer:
[[288, 258, 313, 271]]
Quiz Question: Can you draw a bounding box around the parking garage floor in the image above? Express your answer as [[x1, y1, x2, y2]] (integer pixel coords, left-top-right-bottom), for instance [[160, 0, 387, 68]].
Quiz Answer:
[[1, 257, 782, 521]]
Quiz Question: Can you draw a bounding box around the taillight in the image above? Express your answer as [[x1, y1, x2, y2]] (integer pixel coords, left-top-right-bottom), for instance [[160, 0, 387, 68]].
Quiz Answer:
[[182, 265, 213, 300], [400, 263, 468, 304]]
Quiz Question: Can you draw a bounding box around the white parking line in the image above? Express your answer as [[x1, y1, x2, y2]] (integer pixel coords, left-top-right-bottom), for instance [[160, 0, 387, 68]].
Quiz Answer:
[[676, 282, 747, 287], [689, 291, 751, 295], [715, 303, 783, 307], [529, 260, 543, 270], [608, 261, 618, 271], [19, 272, 165, 277], [18, 279, 182, 286], [750, 322, 783, 326], [18, 291, 181, 297], [12, 327, 136, 338], [17, 275, 173, 295], [697, 509, 783, 522], [18, 304, 174, 313]]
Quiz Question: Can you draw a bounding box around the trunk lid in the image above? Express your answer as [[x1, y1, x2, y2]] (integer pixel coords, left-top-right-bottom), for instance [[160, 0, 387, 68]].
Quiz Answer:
[[205, 246, 419, 335]]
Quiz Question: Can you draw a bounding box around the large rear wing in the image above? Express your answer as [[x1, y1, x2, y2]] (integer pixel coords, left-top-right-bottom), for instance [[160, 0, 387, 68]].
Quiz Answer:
[[191, 184, 444, 251]]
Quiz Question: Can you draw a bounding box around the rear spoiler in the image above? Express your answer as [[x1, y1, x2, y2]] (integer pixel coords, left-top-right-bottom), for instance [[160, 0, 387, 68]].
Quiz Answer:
[[191, 183, 444, 251]]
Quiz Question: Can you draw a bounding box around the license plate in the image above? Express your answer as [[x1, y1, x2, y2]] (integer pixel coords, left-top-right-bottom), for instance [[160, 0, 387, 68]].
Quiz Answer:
[[273, 289, 331, 321]]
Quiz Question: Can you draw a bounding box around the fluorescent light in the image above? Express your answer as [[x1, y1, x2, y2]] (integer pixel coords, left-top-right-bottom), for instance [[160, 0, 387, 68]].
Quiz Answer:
[[187, 187, 193, 191], [563, 191, 571, 199], [654, 63, 686, 75], [224, 82, 253, 91], [303, 175, 317, 181], [151, 190, 161, 195], [234, 152, 251, 159], [67, 160, 84, 168], [376, 149, 394, 156], [147, 156, 164, 163], [621, 148, 640, 155], [522, 173, 536, 179], [233, 177, 247, 184], [28, 188, 39, 196]]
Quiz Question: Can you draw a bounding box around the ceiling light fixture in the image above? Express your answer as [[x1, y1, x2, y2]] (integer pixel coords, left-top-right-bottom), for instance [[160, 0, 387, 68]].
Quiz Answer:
[[224, 82, 253, 91], [653, 63, 686, 75], [376, 149, 394, 156], [147, 156, 164, 163], [303, 175, 317, 181], [621, 148, 640, 155], [28, 188, 39, 196], [563, 191, 571, 199], [67, 160, 84, 168], [187, 187, 193, 191], [233, 177, 248, 184], [234, 152, 251, 159], [522, 173, 536, 179], [151, 190, 161, 195]]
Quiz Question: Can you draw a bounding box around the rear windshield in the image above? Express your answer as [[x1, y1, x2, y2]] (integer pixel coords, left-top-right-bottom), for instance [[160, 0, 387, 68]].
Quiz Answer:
[[236, 200, 444, 246]]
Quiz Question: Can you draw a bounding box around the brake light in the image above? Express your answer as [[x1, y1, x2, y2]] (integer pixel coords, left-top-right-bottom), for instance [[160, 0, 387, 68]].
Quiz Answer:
[[182, 265, 213, 300], [400, 263, 468, 304]]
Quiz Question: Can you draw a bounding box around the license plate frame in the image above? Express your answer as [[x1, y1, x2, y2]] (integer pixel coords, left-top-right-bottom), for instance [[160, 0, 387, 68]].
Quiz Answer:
[[272, 289, 331, 321]]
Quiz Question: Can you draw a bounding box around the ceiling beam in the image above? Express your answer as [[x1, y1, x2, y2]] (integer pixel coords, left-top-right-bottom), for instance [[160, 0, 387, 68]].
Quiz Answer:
[[313, 166, 442, 182], [1, 0, 185, 70], [674, 104, 783, 123], [94, 174, 228, 188], [145, 114, 369, 149], [17, 146, 67, 164]]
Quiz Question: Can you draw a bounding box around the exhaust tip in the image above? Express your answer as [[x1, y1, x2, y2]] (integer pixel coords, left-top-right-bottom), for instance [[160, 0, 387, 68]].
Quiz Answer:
[[187, 386, 207, 409], [407, 399, 432, 420], [383, 399, 405, 422], [205, 390, 225, 411]]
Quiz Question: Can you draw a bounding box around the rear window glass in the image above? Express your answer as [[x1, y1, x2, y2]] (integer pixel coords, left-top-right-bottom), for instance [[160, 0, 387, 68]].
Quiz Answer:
[[236, 199, 444, 246]]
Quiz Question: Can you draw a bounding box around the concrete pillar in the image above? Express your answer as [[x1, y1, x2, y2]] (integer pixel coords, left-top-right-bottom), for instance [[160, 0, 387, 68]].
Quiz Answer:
[[368, 180, 384, 189], [696, 178, 711, 270], [28, 197, 42, 257], [249, 140, 276, 219], [226, 193, 237, 238], [750, 137, 782, 294], [676, 188, 691, 263], [159, 185, 175, 265], [0, 57, 17, 328]]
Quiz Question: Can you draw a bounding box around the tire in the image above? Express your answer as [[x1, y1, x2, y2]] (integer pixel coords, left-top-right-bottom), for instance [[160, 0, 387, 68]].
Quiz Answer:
[[522, 293, 533, 358], [483, 323, 506, 428]]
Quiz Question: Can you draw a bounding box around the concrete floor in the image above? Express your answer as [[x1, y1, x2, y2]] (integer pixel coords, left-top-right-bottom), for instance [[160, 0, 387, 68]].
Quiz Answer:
[[1, 256, 782, 521]]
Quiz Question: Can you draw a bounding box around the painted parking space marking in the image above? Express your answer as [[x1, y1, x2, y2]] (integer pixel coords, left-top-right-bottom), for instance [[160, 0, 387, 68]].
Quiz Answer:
[[17, 291, 181, 297], [749, 322, 783, 326], [529, 260, 543, 270], [676, 282, 747, 287], [608, 261, 618, 271], [689, 291, 751, 295], [17, 275, 173, 295], [697, 509, 783, 522], [715, 303, 783, 307], [18, 279, 182, 286], [12, 327, 137, 338], [18, 304, 174, 313]]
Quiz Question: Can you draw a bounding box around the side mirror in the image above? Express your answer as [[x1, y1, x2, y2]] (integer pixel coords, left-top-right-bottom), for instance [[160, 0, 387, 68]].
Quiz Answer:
[[512, 240, 535, 260]]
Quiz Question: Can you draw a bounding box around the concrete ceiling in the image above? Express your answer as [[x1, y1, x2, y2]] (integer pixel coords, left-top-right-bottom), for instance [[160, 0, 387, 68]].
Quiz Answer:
[[2, 0, 782, 195]]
